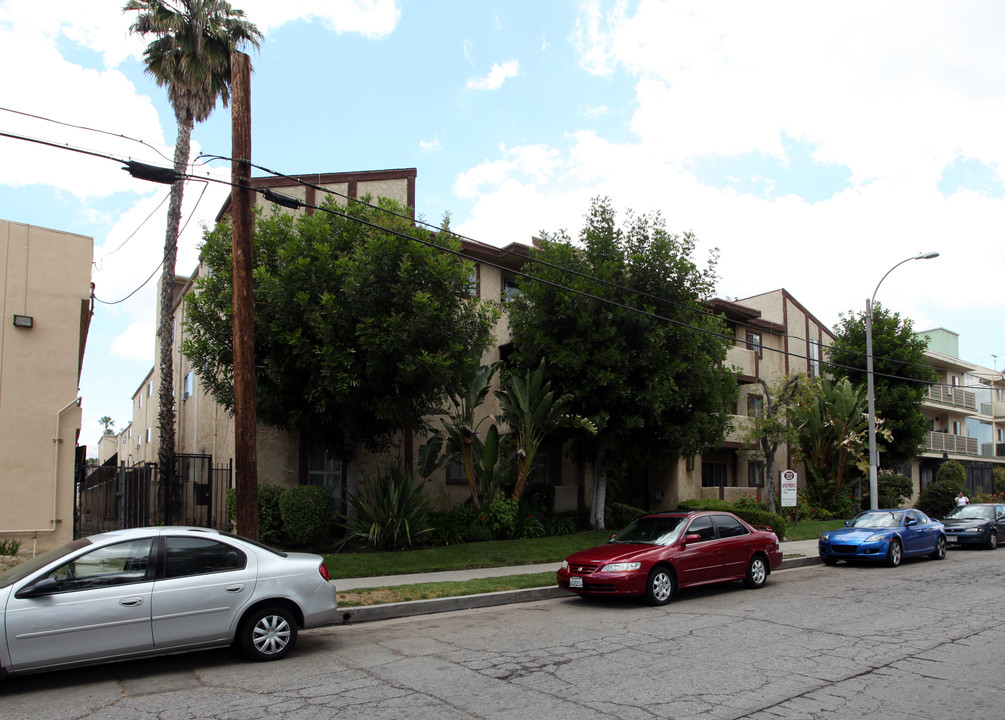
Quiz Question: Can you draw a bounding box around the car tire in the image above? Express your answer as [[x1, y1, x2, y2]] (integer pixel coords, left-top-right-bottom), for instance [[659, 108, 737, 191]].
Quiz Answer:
[[885, 539, 902, 567], [821, 557, 839, 566], [987, 532, 998, 550], [645, 566, 676, 606], [931, 535, 947, 560], [743, 555, 768, 588], [238, 606, 298, 662]]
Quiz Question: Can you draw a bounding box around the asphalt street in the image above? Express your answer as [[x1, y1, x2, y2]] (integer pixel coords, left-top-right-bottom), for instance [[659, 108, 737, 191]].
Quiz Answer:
[[3, 544, 1002, 720]]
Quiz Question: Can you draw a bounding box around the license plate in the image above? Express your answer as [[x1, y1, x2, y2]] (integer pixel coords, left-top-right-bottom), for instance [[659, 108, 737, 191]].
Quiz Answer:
[[946, 536, 958, 543], [569, 576, 583, 588]]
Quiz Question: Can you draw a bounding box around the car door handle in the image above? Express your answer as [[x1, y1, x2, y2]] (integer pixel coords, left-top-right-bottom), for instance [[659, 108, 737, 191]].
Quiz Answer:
[[225, 584, 245, 593], [120, 597, 144, 607]]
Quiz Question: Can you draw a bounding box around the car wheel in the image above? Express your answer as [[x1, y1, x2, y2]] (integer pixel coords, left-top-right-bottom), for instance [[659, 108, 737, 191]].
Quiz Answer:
[[743, 555, 768, 588], [931, 535, 947, 560], [645, 566, 676, 606], [822, 557, 839, 566], [987, 532, 998, 550], [885, 539, 902, 567], [238, 606, 298, 661]]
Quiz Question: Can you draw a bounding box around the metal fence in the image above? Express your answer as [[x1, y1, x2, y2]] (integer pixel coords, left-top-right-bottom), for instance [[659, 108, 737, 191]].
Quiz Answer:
[[75, 455, 233, 538]]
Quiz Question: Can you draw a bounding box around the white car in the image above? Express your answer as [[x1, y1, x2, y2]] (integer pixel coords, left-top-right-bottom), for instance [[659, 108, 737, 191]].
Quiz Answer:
[[0, 526, 339, 679]]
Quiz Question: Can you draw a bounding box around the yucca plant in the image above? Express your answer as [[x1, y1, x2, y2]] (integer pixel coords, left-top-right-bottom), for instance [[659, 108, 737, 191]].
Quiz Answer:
[[342, 463, 433, 550]]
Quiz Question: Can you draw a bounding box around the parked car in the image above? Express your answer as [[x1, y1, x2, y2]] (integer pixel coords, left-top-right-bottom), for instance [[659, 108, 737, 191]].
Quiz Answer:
[[0, 526, 339, 679], [941, 503, 1005, 549], [556, 511, 782, 606], [818, 509, 946, 567]]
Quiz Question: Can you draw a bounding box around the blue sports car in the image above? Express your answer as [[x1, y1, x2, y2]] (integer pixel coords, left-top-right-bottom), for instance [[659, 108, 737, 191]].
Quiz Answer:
[[818, 509, 947, 567]]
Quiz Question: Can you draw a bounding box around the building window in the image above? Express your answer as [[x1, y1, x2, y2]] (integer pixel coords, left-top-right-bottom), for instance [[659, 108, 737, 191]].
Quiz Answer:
[[502, 276, 519, 302], [952, 421, 962, 435], [746, 332, 762, 359], [747, 394, 763, 418], [147, 381, 153, 398], [808, 339, 821, 378], [998, 428, 1005, 443], [183, 371, 194, 400], [748, 462, 764, 487], [701, 461, 729, 488], [146, 427, 152, 444], [686, 455, 695, 472], [307, 444, 343, 513]]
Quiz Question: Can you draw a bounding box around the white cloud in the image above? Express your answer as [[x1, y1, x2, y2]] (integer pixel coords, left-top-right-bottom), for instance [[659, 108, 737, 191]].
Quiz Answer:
[[454, 143, 561, 199], [466, 60, 519, 90], [110, 321, 156, 364], [420, 136, 442, 153], [237, 0, 400, 38]]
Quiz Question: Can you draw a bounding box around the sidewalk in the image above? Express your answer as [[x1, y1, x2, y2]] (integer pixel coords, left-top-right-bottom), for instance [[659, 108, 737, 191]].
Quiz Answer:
[[335, 538, 821, 625]]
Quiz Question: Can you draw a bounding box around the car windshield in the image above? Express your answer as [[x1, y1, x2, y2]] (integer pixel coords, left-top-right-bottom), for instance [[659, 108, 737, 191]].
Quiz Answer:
[[611, 516, 687, 545], [0, 537, 92, 588], [849, 511, 904, 528], [946, 505, 994, 520]]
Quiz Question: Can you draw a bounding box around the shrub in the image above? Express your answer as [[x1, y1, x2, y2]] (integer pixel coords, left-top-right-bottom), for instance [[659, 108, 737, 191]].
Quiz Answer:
[[994, 467, 1005, 495], [605, 502, 646, 530], [480, 494, 520, 539], [279, 485, 333, 547], [0, 537, 23, 556], [342, 463, 432, 550], [513, 511, 546, 539], [876, 473, 913, 508], [936, 460, 966, 488], [225, 483, 286, 544], [522, 483, 555, 516], [545, 512, 579, 536], [733, 492, 766, 511]]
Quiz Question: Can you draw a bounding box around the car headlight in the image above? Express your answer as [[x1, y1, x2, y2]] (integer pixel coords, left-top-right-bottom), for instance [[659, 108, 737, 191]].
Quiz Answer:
[[601, 562, 641, 572], [820, 533, 830, 541], [965, 528, 983, 533], [865, 533, 889, 542], [561, 560, 569, 570]]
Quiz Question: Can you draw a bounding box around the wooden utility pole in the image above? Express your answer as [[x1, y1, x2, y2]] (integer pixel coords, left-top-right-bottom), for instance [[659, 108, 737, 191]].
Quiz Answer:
[[231, 51, 259, 540]]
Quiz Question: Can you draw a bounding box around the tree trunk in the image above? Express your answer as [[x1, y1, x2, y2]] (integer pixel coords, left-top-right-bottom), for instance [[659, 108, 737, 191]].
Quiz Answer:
[[763, 438, 777, 514], [590, 446, 607, 530], [157, 110, 192, 521]]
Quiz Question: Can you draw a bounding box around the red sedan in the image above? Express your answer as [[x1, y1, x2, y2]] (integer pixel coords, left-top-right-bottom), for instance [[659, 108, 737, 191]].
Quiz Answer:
[[557, 511, 782, 605]]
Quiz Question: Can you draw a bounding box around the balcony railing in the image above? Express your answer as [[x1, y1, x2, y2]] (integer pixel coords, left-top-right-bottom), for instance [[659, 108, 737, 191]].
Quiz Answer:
[[924, 431, 979, 456], [726, 345, 756, 378], [924, 384, 977, 412]]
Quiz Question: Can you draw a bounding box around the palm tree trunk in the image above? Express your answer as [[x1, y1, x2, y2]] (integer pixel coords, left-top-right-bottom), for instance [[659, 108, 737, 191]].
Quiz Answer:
[[157, 110, 192, 522]]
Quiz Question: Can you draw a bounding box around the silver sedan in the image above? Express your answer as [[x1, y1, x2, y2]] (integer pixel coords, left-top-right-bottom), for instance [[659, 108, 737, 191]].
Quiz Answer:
[[0, 526, 339, 678]]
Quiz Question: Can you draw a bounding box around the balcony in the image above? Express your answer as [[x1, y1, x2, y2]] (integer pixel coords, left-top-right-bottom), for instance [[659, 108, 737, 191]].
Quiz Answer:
[[924, 384, 977, 412], [924, 431, 979, 456], [726, 345, 756, 378]]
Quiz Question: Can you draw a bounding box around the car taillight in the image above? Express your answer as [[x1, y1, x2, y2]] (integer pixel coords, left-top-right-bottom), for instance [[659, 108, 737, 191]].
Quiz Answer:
[[318, 562, 331, 582]]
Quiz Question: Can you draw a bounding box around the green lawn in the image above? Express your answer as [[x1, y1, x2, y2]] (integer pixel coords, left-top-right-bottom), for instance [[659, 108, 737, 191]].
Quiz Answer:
[[782, 519, 846, 541], [324, 530, 611, 579]]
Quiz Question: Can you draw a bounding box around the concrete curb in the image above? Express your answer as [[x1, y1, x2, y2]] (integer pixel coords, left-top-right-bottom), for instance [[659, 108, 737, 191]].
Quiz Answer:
[[340, 586, 567, 624], [336, 554, 820, 624]]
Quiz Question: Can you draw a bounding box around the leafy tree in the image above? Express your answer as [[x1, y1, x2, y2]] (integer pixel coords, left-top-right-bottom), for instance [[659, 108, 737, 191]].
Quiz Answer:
[[876, 473, 914, 508], [495, 359, 596, 501], [737, 374, 812, 513], [125, 0, 262, 482], [828, 303, 938, 470], [917, 460, 966, 518], [98, 416, 116, 436], [507, 196, 738, 529], [182, 196, 500, 455], [788, 377, 888, 517]]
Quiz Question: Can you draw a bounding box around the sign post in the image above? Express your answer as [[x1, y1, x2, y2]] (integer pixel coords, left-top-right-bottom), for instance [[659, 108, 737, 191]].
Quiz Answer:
[[780, 469, 798, 526]]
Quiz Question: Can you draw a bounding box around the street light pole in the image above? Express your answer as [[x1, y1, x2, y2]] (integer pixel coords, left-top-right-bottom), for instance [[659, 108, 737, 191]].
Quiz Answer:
[[866, 251, 939, 510]]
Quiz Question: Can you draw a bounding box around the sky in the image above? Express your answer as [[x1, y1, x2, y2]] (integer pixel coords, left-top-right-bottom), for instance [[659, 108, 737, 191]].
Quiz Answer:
[[1, 0, 1003, 456]]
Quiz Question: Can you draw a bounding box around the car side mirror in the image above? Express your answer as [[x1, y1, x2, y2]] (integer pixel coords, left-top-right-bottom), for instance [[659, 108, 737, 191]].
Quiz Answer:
[[681, 533, 701, 547], [16, 577, 59, 599], [906, 519, 918, 527]]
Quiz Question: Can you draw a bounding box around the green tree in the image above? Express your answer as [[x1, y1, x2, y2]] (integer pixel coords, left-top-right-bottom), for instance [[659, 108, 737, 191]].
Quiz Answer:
[[495, 359, 596, 501], [789, 377, 888, 516], [828, 303, 938, 470], [737, 374, 811, 513], [98, 416, 116, 436], [125, 0, 262, 482], [182, 196, 499, 455], [507, 197, 738, 529]]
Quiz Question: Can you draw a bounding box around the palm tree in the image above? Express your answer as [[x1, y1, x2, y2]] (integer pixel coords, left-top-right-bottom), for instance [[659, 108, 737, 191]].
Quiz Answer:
[[124, 0, 261, 503], [98, 416, 116, 436]]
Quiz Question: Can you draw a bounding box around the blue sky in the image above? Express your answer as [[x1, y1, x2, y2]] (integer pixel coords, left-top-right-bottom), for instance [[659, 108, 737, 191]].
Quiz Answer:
[[1, 0, 1003, 454]]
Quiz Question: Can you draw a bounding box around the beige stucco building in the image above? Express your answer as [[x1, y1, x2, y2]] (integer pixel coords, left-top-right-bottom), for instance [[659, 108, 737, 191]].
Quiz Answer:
[[0, 219, 92, 552]]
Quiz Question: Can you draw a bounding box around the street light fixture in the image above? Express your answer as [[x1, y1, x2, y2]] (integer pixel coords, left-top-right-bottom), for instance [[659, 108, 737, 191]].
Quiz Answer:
[[866, 251, 939, 510]]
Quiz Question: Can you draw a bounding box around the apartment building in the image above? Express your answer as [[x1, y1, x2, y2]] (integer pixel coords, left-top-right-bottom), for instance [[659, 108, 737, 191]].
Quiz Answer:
[[0, 219, 92, 551], [915, 328, 1004, 494]]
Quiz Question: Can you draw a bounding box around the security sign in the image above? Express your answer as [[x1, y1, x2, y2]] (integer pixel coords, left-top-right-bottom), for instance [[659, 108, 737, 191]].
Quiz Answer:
[[780, 469, 798, 507]]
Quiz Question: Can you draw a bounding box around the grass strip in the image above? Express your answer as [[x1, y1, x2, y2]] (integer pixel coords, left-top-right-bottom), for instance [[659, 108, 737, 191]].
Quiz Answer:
[[337, 572, 557, 607]]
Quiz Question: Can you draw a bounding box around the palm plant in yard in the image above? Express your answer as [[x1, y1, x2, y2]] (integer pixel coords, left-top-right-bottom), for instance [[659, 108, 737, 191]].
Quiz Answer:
[[343, 463, 433, 550], [124, 0, 261, 504]]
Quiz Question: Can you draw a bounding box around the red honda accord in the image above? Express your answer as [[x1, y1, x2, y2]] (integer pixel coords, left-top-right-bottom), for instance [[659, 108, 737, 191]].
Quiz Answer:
[[557, 511, 782, 605]]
